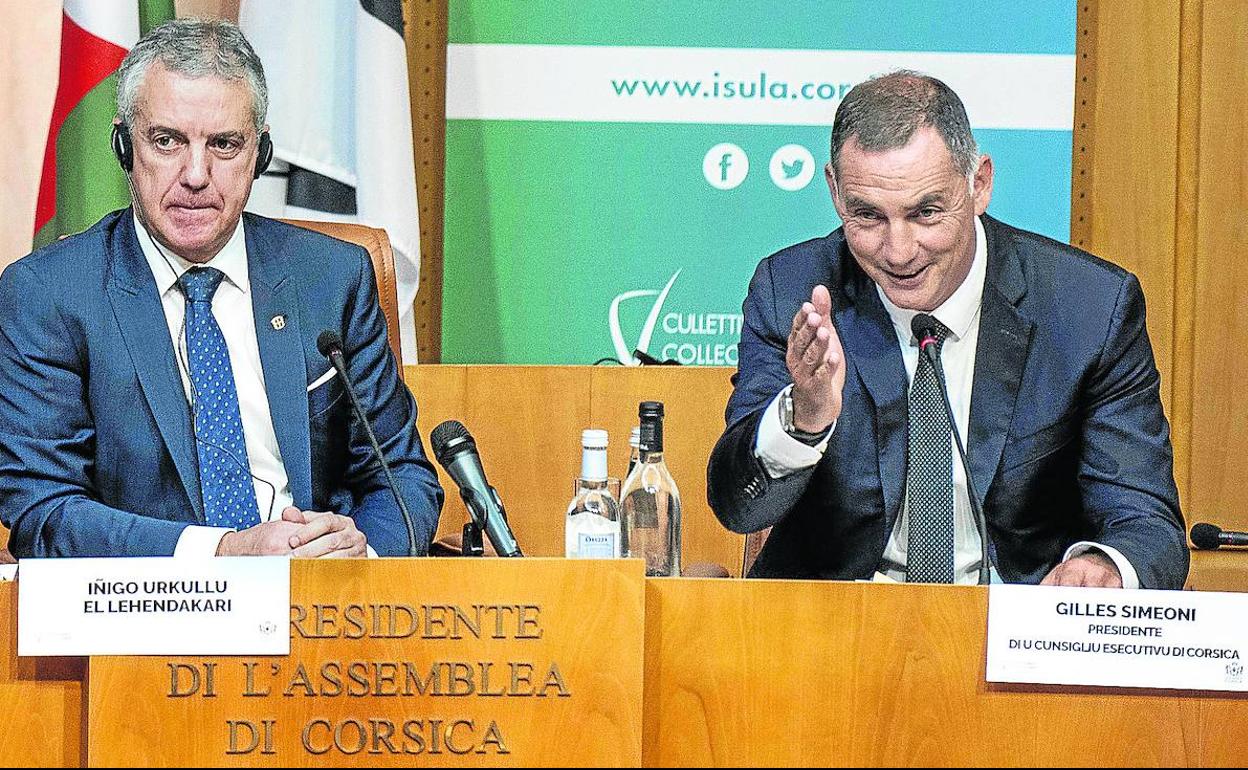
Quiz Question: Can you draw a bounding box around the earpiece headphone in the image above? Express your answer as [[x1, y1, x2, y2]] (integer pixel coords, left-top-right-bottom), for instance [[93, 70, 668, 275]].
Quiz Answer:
[[111, 122, 273, 180]]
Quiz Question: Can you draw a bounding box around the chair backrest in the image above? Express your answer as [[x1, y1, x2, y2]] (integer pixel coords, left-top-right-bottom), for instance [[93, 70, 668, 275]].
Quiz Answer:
[[279, 219, 403, 364]]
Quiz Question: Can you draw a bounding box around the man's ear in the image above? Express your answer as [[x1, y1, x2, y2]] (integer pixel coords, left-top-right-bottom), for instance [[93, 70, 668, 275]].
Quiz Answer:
[[972, 154, 994, 215], [825, 162, 844, 215]]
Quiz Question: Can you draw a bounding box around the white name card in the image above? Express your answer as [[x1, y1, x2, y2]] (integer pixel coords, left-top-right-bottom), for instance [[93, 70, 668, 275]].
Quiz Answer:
[[18, 557, 290, 656], [987, 584, 1248, 691]]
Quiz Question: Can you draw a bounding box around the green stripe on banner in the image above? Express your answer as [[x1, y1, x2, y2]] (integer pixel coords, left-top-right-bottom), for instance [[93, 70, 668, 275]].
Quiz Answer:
[[450, 0, 1075, 54], [34, 77, 130, 248]]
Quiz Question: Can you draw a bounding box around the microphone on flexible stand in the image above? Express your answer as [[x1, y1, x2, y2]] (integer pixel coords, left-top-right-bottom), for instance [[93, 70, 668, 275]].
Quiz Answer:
[[317, 330, 420, 556], [430, 420, 523, 557], [633, 349, 681, 366], [1190, 523, 1248, 549], [911, 314, 991, 585]]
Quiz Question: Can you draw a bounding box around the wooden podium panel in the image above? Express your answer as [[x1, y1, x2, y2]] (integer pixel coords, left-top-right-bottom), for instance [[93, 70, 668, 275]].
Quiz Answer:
[[0, 582, 83, 768], [587, 365, 741, 576], [405, 365, 744, 573], [87, 558, 644, 767], [643, 579, 1248, 767], [1186, 550, 1248, 593]]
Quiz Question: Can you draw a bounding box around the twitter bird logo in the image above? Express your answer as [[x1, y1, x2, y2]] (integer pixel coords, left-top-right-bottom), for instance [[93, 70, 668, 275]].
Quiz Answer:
[[781, 158, 805, 179], [770, 144, 816, 191]]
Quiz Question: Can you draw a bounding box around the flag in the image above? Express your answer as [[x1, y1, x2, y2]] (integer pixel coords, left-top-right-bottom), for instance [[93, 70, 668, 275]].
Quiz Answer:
[[34, 0, 174, 247], [239, 0, 422, 363]]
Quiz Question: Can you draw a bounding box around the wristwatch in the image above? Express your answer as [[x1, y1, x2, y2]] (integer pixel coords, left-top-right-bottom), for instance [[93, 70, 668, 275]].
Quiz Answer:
[[780, 390, 829, 446]]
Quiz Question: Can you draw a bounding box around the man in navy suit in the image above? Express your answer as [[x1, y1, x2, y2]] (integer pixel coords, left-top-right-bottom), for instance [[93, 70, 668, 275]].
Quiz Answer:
[[0, 19, 442, 558], [708, 71, 1187, 589]]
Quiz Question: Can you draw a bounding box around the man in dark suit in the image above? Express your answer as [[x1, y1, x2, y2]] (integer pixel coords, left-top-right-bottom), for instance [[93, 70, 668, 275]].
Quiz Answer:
[[0, 18, 442, 558], [708, 71, 1187, 589]]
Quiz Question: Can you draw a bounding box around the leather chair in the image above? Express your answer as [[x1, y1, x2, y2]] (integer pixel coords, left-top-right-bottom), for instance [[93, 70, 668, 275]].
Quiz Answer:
[[279, 218, 403, 365], [0, 220, 405, 562]]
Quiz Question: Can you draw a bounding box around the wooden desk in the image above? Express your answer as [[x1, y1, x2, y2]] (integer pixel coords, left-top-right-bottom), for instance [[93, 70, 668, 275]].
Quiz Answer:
[[4, 568, 1248, 767], [644, 579, 1248, 767], [0, 582, 82, 768]]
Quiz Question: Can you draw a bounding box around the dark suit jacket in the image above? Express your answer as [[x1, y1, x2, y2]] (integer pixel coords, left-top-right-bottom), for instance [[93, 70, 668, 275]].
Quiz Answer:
[[0, 210, 443, 557], [708, 215, 1188, 589]]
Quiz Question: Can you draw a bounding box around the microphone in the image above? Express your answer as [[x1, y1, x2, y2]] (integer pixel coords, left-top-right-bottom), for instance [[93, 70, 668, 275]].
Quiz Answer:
[[429, 420, 523, 557], [316, 330, 419, 556], [632, 349, 681, 366], [1190, 522, 1248, 549], [910, 313, 991, 585]]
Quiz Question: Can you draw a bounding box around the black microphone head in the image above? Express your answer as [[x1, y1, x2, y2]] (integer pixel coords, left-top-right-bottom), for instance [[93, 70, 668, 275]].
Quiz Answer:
[[431, 420, 476, 465], [633, 349, 661, 366], [1190, 522, 1223, 550], [317, 329, 343, 358], [911, 313, 939, 342]]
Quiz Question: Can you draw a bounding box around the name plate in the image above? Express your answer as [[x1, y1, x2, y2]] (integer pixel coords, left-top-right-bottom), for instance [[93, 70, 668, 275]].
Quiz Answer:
[[986, 584, 1248, 691], [18, 557, 290, 656]]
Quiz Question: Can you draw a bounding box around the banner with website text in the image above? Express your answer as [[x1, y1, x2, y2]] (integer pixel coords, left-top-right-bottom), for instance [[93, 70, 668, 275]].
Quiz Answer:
[[443, 1, 1075, 365]]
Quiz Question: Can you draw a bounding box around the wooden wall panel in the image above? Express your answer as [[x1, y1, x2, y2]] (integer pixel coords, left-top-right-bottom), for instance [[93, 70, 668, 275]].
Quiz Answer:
[[407, 366, 590, 556], [588, 366, 742, 577], [1189, 0, 1248, 535], [1078, 0, 1248, 570], [1071, 1, 1181, 430], [405, 365, 745, 572], [403, 0, 448, 362]]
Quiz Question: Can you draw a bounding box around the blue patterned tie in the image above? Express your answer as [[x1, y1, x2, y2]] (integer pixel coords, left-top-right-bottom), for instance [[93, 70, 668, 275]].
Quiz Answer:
[[905, 320, 955, 583], [179, 267, 260, 529]]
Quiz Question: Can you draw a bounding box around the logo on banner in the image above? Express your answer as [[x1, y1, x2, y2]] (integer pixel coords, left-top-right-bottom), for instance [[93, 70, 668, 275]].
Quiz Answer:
[[608, 270, 743, 366], [769, 144, 816, 191], [702, 143, 748, 190], [609, 271, 682, 365]]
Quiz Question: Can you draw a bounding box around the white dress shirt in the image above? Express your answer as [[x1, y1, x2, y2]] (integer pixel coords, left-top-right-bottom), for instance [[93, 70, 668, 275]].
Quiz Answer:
[[134, 214, 293, 557], [755, 217, 1139, 587]]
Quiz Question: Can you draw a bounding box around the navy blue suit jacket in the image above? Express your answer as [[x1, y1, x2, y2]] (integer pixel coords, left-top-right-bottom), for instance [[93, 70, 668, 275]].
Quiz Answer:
[[708, 215, 1188, 589], [0, 210, 443, 557]]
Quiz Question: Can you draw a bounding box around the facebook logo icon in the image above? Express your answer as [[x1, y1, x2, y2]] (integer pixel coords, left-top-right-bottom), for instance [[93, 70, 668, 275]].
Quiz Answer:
[[703, 143, 748, 190]]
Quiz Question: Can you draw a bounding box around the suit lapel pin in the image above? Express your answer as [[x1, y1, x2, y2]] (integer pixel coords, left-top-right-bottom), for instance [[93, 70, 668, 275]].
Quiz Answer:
[[270, 314, 286, 330]]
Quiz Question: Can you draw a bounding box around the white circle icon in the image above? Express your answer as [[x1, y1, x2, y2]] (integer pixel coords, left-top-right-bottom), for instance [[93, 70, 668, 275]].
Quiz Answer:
[[769, 144, 816, 191], [703, 143, 749, 190]]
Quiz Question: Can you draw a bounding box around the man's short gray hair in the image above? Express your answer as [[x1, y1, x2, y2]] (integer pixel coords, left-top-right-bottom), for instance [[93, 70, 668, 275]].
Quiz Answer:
[[829, 71, 978, 182], [116, 17, 268, 133]]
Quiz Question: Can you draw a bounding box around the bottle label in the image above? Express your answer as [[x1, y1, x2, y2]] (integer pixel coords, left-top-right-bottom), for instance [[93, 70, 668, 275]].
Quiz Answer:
[[565, 513, 622, 558], [639, 420, 663, 453], [576, 533, 618, 558]]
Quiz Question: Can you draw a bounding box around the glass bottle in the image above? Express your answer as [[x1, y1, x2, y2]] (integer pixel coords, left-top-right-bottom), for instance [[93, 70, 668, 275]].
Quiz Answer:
[[620, 402, 682, 576], [626, 425, 641, 479], [565, 429, 622, 558]]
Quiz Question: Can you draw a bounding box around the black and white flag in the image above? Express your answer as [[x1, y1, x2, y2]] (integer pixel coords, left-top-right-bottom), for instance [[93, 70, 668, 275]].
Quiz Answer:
[[241, 0, 421, 362]]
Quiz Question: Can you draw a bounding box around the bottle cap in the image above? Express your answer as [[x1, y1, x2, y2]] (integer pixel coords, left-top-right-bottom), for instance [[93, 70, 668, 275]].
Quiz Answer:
[[639, 401, 664, 419], [629, 426, 641, 448], [581, 429, 608, 450]]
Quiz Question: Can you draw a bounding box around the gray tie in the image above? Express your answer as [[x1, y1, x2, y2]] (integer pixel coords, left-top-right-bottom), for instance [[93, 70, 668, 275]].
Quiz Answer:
[[905, 320, 955, 583]]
